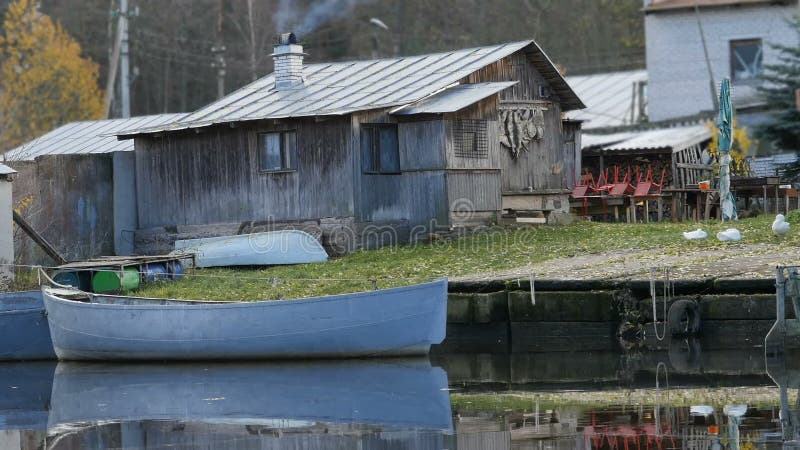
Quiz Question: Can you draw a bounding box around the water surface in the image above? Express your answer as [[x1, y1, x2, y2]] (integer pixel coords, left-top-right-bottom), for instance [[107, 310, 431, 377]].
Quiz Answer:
[[0, 350, 792, 449]]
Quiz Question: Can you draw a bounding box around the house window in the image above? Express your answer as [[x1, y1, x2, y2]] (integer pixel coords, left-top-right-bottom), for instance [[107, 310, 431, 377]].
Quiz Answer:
[[453, 120, 488, 159], [730, 39, 763, 82], [257, 131, 296, 172], [361, 124, 400, 174]]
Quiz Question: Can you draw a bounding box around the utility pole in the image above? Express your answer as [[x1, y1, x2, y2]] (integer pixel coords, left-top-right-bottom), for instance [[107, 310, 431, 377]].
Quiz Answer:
[[211, 0, 226, 99], [119, 0, 131, 118], [694, 3, 719, 112]]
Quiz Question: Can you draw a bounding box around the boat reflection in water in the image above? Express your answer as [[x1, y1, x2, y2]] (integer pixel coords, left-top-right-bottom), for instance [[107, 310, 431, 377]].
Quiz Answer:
[[0, 362, 55, 449], [46, 358, 452, 450]]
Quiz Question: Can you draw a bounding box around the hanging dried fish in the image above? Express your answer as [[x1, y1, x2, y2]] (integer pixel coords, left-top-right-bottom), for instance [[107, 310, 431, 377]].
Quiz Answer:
[[499, 107, 546, 158]]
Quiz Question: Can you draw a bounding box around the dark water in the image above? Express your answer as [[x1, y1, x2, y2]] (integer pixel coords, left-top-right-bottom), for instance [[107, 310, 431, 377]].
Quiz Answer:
[[0, 350, 795, 450]]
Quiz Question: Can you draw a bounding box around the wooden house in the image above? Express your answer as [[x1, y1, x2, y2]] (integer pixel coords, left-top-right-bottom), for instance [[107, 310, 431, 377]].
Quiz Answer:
[[119, 34, 585, 254], [3, 114, 183, 263]]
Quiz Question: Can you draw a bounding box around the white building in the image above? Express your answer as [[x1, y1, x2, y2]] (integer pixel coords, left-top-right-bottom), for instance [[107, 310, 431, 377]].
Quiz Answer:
[[0, 163, 16, 284], [644, 0, 799, 122]]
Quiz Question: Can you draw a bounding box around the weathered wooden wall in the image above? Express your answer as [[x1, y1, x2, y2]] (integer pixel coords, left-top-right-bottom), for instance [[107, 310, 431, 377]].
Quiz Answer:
[[9, 155, 115, 264], [460, 51, 569, 193], [562, 121, 582, 189], [135, 117, 354, 230], [352, 112, 449, 232]]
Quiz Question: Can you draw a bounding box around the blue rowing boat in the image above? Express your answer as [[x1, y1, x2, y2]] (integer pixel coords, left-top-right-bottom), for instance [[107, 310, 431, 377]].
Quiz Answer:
[[173, 230, 328, 268], [42, 279, 447, 361], [47, 359, 452, 433], [0, 292, 55, 361]]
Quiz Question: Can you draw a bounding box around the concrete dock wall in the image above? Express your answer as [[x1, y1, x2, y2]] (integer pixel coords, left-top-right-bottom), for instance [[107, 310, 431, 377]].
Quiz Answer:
[[437, 281, 779, 356]]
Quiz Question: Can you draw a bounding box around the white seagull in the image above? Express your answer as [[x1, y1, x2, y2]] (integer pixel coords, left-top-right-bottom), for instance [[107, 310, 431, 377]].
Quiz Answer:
[[683, 228, 708, 240], [716, 228, 742, 242], [773, 214, 790, 237]]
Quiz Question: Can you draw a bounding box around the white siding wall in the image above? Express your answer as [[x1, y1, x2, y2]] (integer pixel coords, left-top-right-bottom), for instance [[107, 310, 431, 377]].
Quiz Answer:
[[645, 3, 798, 121], [0, 180, 13, 283]]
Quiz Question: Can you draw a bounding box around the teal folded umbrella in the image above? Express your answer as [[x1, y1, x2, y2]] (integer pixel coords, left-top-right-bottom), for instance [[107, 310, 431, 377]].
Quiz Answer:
[[718, 78, 737, 221]]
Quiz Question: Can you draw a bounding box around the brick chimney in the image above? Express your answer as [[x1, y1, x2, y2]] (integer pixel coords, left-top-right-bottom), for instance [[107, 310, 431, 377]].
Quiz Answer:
[[272, 33, 305, 90]]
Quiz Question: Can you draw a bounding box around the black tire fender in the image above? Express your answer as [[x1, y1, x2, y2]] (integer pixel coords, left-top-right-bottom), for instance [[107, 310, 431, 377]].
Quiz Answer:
[[668, 337, 702, 373], [667, 298, 701, 336]]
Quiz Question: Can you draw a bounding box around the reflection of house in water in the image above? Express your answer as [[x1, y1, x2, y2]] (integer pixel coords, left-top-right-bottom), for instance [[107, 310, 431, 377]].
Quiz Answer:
[[451, 403, 781, 449]]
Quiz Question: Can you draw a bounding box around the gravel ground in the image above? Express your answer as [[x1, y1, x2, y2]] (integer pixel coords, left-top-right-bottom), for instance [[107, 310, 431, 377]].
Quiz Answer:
[[455, 243, 800, 282]]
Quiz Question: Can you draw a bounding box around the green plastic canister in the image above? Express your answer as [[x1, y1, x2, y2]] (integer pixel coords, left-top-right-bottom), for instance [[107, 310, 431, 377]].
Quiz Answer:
[[92, 268, 140, 293]]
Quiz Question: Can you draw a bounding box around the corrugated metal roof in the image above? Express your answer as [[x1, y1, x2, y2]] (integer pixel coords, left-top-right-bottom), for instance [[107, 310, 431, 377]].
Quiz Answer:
[[750, 153, 798, 177], [392, 82, 518, 115], [0, 163, 16, 175], [3, 114, 185, 161], [119, 40, 584, 137], [601, 125, 711, 152], [566, 70, 648, 130], [581, 131, 640, 150]]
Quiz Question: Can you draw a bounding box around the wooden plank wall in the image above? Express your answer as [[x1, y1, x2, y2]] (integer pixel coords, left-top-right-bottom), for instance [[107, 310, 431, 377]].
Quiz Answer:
[[135, 117, 353, 229], [672, 143, 712, 188], [562, 121, 582, 189], [9, 155, 115, 263], [460, 51, 569, 193], [351, 111, 449, 229]]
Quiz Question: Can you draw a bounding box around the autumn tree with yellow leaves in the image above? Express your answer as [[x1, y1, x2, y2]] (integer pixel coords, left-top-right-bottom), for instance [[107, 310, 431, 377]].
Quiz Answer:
[[706, 118, 755, 177], [0, 0, 104, 150]]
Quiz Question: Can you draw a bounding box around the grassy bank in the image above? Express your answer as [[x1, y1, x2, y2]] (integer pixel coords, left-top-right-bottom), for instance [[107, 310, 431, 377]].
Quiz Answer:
[[130, 215, 799, 301], [451, 386, 788, 411]]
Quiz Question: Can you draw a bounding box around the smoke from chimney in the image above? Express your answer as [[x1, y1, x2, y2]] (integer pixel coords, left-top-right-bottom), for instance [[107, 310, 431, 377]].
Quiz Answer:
[[274, 0, 374, 36]]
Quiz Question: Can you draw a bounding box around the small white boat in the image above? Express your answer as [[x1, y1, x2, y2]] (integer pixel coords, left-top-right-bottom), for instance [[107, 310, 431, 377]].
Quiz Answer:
[[42, 278, 447, 361], [174, 230, 328, 268]]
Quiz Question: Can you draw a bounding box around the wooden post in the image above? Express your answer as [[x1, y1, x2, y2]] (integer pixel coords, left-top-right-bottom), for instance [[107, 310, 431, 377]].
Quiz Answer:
[[704, 191, 712, 221], [657, 196, 664, 222], [763, 185, 768, 214], [644, 199, 650, 223], [12, 211, 67, 264], [671, 194, 679, 222]]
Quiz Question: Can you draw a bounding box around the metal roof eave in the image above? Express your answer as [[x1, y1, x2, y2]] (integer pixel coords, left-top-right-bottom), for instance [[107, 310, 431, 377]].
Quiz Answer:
[[392, 81, 519, 115]]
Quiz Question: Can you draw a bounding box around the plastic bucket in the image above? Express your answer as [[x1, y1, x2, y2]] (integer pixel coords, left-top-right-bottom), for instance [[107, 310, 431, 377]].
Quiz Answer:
[[141, 263, 168, 282], [92, 268, 140, 293], [166, 261, 184, 280]]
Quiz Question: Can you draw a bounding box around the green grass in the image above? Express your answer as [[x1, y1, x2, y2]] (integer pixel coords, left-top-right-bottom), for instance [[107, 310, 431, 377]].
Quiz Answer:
[[134, 216, 799, 301]]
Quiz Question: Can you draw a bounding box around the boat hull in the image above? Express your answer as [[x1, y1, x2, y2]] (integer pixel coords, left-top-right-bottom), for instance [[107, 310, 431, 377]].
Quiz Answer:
[[43, 279, 447, 361], [174, 230, 328, 267], [0, 292, 55, 361]]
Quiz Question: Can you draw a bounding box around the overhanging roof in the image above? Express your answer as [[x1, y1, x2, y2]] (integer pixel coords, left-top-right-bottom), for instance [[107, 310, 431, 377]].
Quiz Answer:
[[0, 163, 16, 175], [600, 125, 711, 153], [581, 131, 640, 150], [118, 40, 584, 138], [3, 114, 185, 161], [392, 82, 518, 115]]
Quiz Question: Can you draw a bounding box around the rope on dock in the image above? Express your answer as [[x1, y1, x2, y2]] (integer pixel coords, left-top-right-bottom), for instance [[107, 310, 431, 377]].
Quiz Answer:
[[650, 266, 670, 341]]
